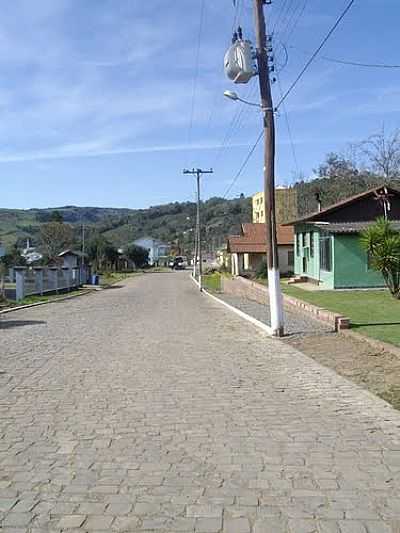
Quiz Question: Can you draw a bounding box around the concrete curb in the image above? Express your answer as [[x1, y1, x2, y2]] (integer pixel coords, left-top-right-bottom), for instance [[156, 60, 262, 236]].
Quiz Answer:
[[190, 275, 273, 336], [204, 289, 273, 336], [0, 289, 94, 315]]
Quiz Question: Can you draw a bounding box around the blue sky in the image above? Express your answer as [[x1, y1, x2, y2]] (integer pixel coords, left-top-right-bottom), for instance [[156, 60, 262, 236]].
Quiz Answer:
[[1, 0, 399, 209]]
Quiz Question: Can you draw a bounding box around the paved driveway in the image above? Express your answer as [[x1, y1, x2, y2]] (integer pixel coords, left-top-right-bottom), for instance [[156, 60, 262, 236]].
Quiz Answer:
[[1, 272, 400, 532]]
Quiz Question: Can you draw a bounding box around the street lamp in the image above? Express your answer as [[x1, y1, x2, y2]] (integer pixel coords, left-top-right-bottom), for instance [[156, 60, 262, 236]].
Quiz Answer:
[[223, 90, 273, 111]]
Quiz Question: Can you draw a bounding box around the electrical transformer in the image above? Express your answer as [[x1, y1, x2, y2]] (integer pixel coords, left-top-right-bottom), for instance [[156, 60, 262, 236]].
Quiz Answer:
[[224, 40, 256, 84]]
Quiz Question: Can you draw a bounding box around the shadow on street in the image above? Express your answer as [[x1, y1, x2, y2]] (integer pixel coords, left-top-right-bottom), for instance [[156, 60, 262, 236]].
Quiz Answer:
[[0, 319, 47, 329]]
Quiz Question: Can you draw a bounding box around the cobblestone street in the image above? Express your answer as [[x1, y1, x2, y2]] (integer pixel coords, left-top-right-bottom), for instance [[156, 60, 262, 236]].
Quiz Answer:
[[2, 272, 400, 532]]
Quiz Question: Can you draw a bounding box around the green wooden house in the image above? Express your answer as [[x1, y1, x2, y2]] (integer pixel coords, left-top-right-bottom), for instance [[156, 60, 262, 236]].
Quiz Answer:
[[287, 186, 400, 289]]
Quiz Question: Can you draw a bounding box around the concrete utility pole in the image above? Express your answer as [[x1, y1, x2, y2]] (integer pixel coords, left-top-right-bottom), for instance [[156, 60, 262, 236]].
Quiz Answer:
[[183, 168, 213, 291], [81, 223, 85, 256], [253, 0, 284, 336]]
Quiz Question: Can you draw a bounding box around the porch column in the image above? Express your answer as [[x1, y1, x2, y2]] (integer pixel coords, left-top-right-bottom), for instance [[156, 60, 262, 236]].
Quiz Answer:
[[15, 267, 27, 301], [233, 253, 240, 276], [237, 253, 243, 275]]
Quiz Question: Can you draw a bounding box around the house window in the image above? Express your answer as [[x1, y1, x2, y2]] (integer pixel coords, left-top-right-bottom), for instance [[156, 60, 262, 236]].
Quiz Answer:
[[296, 234, 300, 256], [320, 233, 332, 271], [302, 232, 306, 247], [309, 231, 314, 257], [288, 250, 294, 266]]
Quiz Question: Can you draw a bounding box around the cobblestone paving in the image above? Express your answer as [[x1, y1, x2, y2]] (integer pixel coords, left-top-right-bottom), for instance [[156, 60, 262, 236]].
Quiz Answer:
[[2, 273, 400, 532], [215, 292, 332, 337]]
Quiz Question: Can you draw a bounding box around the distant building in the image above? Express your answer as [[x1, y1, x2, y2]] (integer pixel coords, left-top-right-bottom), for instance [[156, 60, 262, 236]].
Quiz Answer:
[[21, 238, 43, 264], [58, 249, 90, 283], [227, 223, 294, 276], [252, 186, 298, 224], [132, 237, 170, 266], [286, 185, 400, 289], [58, 249, 88, 269]]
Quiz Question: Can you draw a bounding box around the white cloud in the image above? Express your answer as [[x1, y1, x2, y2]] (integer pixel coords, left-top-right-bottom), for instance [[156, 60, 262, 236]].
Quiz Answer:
[[0, 140, 249, 164]]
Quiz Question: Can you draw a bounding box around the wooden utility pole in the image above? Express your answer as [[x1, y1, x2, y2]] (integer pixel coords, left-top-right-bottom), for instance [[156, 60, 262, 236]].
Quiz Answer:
[[254, 0, 284, 336], [183, 168, 213, 291]]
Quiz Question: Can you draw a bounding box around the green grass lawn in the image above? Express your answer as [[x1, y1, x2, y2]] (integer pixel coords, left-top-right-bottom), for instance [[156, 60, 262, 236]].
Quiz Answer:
[[98, 271, 143, 287], [202, 273, 222, 292], [281, 283, 400, 347], [3, 288, 86, 308]]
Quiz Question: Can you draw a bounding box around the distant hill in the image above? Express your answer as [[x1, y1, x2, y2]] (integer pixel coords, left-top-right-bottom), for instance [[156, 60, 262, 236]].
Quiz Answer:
[[2, 173, 399, 253], [0, 197, 252, 251]]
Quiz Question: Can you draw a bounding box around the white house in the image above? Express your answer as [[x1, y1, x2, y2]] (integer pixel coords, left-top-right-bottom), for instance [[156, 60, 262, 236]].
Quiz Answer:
[[21, 238, 43, 264], [132, 237, 170, 266]]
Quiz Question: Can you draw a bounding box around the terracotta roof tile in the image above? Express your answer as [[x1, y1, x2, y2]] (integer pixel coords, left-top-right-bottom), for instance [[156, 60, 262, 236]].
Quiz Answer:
[[227, 223, 294, 253]]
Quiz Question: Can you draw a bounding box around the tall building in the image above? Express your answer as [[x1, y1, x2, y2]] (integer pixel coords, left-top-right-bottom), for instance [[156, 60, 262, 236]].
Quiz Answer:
[[252, 186, 298, 224]]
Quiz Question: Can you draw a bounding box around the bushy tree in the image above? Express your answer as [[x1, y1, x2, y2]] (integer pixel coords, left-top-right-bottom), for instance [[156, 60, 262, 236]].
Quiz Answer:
[[360, 218, 400, 299], [2, 243, 27, 268], [86, 234, 110, 271], [127, 245, 149, 268], [40, 221, 73, 262], [360, 128, 400, 180], [256, 260, 268, 279], [103, 244, 119, 271]]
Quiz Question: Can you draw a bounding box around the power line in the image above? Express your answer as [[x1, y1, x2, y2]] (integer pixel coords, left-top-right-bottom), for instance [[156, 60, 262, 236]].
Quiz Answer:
[[276, 72, 299, 176], [279, 0, 308, 46], [212, 81, 258, 167], [231, 0, 241, 32], [272, 0, 293, 36], [186, 0, 206, 161], [291, 46, 400, 68], [275, 0, 356, 110], [223, 129, 263, 198]]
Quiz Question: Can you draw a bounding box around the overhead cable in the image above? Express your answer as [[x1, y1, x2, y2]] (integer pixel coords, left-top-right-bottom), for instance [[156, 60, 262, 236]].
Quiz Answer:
[[187, 0, 206, 157], [223, 130, 263, 198], [275, 0, 356, 110], [291, 46, 400, 68]]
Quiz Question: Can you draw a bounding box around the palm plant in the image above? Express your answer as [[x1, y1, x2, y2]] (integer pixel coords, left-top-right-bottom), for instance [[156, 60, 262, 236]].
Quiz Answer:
[[360, 217, 400, 299]]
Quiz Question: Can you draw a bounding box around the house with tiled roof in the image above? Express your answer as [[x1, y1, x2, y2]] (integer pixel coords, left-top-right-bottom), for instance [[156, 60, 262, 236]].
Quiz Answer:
[[227, 223, 294, 276], [285, 185, 400, 289]]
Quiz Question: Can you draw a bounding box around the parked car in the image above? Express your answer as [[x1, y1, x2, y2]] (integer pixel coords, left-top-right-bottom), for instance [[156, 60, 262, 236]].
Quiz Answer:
[[173, 256, 188, 270]]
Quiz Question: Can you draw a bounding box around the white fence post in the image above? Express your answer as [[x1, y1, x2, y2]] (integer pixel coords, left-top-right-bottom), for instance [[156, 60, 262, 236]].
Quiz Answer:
[[34, 267, 44, 295], [15, 267, 27, 301]]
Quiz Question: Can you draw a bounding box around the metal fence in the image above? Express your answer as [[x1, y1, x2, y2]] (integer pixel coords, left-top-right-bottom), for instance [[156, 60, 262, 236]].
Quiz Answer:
[[13, 266, 90, 301]]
